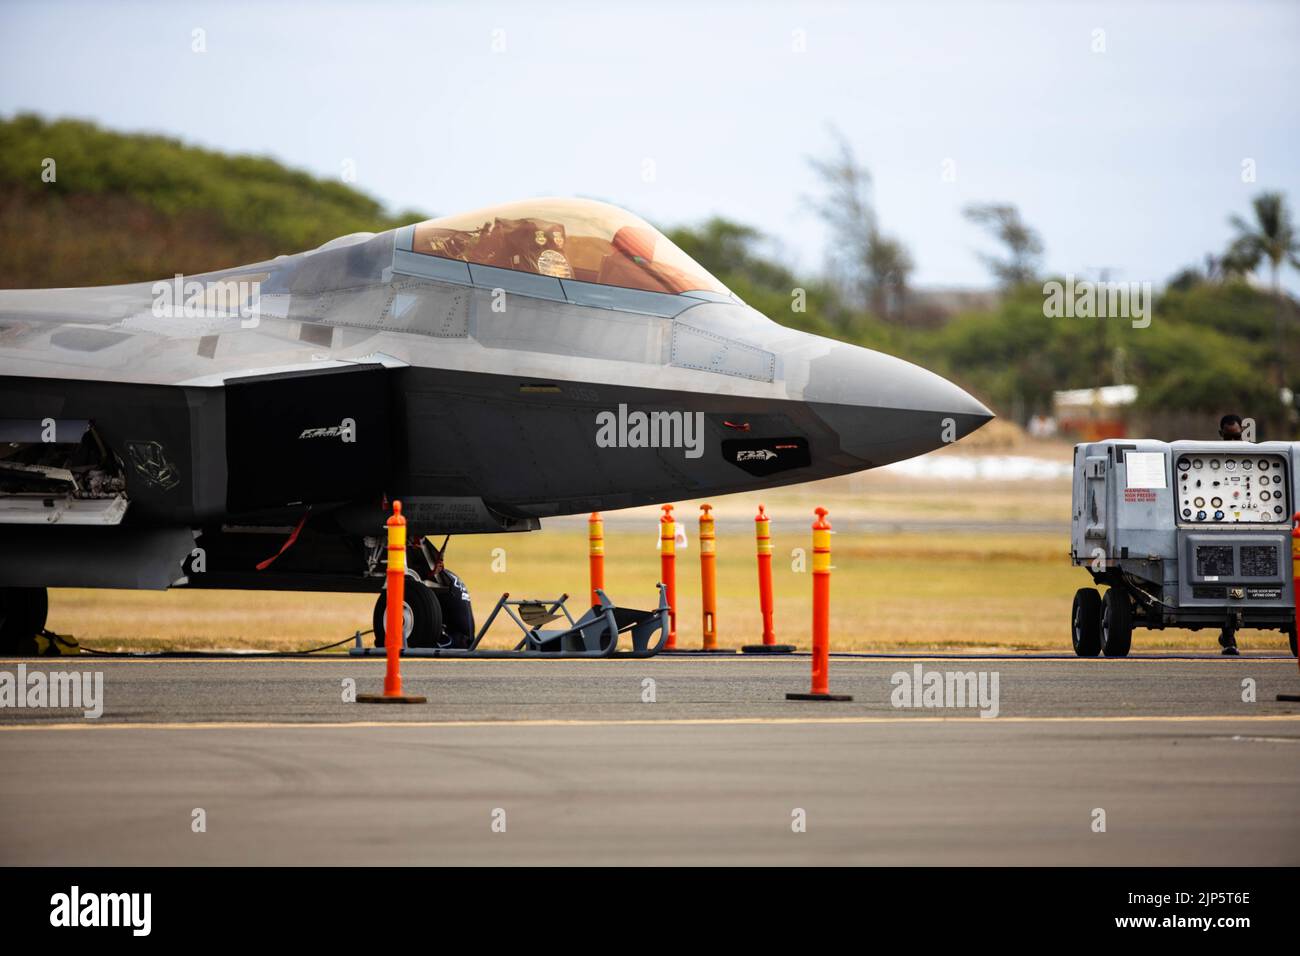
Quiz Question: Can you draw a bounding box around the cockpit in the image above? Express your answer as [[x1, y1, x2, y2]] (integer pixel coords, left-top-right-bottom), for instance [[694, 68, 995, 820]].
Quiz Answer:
[[410, 198, 730, 297]]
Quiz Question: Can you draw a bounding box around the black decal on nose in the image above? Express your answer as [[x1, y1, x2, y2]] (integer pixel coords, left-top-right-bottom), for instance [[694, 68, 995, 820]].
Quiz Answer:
[[722, 436, 810, 476]]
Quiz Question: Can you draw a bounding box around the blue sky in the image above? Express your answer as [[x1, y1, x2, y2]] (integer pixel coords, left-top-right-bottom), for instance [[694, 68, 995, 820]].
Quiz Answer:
[[2, 0, 1298, 292]]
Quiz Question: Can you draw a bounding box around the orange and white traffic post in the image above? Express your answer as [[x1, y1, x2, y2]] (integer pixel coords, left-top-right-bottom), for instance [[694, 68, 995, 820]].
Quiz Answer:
[[743, 503, 794, 654], [660, 504, 678, 650], [357, 500, 426, 704], [693, 504, 734, 653], [588, 511, 605, 608], [787, 507, 852, 701], [699, 504, 718, 649]]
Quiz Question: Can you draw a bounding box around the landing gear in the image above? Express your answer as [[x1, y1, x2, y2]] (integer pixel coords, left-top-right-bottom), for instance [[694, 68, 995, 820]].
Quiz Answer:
[[1218, 626, 1240, 657], [0, 586, 48, 655], [372, 575, 444, 649], [1100, 587, 1132, 658], [1071, 588, 1102, 657]]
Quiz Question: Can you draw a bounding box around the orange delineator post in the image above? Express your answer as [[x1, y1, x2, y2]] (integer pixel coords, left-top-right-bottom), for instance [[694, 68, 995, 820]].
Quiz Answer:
[[660, 504, 677, 649], [743, 504, 795, 654], [588, 512, 605, 608], [787, 507, 852, 701], [755, 504, 775, 645], [810, 508, 831, 694], [358, 499, 425, 704], [699, 504, 718, 650], [383, 502, 406, 695]]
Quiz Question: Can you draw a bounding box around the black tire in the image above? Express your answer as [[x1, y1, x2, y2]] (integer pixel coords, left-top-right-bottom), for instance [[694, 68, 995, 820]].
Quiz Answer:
[[0, 587, 46, 655], [1071, 587, 1102, 657], [1101, 587, 1133, 658], [1286, 622, 1297, 658], [373, 578, 443, 649], [28, 588, 48, 634]]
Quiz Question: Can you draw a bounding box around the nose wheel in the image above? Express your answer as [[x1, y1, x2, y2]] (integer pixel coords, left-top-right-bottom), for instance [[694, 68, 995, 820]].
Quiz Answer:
[[0, 587, 48, 655], [372, 576, 444, 649]]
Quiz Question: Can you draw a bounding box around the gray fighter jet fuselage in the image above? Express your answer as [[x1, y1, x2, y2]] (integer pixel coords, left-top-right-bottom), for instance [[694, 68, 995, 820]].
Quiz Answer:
[[0, 198, 991, 612]]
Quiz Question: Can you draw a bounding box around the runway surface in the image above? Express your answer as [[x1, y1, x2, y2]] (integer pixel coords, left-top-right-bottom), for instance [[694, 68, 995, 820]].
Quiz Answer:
[[2, 655, 1298, 864]]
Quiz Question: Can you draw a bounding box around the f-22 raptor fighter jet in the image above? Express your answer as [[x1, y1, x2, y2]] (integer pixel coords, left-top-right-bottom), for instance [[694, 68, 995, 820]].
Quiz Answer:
[[0, 197, 991, 650]]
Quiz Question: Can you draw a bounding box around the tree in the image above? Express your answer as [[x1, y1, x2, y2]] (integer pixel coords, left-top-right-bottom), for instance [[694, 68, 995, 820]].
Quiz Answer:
[[865, 234, 914, 323], [667, 218, 797, 292], [665, 217, 843, 337], [962, 202, 1044, 288], [1218, 245, 1258, 280], [1226, 192, 1300, 391], [805, 128, 914, 324]]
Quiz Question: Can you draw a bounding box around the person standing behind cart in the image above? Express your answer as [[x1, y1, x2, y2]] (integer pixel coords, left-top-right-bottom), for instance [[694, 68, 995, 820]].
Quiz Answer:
[[1218, 414, 1245, 441]]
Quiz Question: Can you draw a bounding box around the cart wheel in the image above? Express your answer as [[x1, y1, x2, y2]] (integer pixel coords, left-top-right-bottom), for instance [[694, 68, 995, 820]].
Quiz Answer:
[[1100, 587, 1133, 658], [1071, 588, 1102, 657], [374, 579, 444, 649]]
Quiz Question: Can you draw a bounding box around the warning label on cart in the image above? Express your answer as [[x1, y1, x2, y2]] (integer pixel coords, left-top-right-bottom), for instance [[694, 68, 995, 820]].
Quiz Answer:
[[1123, 488, 1158, 503], [1246, 587, 1282, 600]]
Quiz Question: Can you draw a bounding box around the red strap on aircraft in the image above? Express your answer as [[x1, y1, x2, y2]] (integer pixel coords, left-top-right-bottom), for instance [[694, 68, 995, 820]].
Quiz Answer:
[[255, 508, 311, 571]]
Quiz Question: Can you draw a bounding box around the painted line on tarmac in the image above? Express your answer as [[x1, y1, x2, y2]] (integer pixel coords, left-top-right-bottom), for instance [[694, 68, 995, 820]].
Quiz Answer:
[[2, 714, 1298, 733], [1, 654, 1293, 665], [829, 653, 1297, 662]]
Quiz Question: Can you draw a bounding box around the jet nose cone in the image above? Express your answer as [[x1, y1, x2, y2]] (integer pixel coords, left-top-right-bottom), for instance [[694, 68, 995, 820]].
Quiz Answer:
[[802, 341, 993, 466]]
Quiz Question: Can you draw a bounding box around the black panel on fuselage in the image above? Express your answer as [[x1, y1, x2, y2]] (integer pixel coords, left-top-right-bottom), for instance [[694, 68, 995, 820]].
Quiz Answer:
[[224, 364, 392, 514]]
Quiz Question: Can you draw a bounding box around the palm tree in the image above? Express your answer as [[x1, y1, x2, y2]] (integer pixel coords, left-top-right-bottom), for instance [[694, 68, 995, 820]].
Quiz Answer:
[[866, 234, 914, 322], [1226, 192, 1300, 389], [805, 127, 916, 324], [963, 202, 1044, 287]]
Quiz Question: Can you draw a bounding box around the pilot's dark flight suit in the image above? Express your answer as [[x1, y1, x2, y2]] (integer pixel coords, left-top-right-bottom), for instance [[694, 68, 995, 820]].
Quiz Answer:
[[432, 568, 475, 648]]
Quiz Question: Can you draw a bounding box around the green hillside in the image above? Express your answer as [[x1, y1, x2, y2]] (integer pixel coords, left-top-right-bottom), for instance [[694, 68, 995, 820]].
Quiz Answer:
[[0, 114, 422, 287]]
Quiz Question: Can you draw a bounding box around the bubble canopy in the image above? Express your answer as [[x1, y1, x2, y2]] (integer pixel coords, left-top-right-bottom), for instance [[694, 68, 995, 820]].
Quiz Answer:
[[410, 198, 730, 297]]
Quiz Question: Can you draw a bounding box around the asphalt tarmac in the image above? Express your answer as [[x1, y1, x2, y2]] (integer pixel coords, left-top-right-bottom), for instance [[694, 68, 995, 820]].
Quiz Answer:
[[2, 655, 1298, 865]]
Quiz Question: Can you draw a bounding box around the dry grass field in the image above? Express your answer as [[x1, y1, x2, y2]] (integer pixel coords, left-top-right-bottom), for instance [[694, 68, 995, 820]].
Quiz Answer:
[[46, 436, 1292, 654]]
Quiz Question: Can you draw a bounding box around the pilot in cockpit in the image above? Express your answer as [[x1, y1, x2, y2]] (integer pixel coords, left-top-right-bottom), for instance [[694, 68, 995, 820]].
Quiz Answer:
[[526, 220, 572, 277]]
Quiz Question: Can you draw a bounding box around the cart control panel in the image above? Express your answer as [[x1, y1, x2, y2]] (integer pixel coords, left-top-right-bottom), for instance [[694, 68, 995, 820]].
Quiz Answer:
[[1175, 452, 1290, 524]]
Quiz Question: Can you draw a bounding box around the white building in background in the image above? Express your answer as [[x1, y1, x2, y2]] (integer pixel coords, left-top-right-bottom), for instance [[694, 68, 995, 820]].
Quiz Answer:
[[1053, 384, 1139, 440]]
